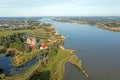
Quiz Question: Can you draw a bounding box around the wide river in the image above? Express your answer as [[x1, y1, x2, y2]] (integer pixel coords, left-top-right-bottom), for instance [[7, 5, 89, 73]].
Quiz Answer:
[[40, 18, 120, 80]]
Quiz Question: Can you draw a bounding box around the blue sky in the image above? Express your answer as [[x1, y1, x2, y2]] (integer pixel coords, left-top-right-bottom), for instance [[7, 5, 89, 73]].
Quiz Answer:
[[0, 0, 120, 16]]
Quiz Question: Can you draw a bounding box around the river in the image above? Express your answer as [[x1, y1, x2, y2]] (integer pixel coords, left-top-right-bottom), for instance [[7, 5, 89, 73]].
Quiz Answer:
[[40, 18, 120, 80]]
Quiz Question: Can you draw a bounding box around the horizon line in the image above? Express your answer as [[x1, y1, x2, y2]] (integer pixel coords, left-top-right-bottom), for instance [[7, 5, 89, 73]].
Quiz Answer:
[[0, 16, 120, 17]]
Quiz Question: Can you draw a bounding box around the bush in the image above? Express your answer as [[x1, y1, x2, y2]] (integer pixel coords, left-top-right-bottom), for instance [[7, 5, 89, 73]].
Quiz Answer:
[[0, 46, 6, 53], [24, 46, 31, 52]]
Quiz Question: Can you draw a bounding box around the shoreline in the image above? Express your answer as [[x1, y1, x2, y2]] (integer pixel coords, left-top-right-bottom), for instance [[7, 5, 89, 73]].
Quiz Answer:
[[60, 44, 91, 80], [54, 25, 91, 80], [98, 26, 120, 32], [53, 19, 120, 32]]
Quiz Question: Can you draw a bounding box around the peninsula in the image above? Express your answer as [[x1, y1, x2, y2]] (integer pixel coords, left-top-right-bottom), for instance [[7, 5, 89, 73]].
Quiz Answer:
[[0, 17, 90, 80]]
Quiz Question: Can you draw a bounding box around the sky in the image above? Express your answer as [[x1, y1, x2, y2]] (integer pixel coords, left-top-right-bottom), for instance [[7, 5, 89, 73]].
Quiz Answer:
[[0, 0, 120, 16]]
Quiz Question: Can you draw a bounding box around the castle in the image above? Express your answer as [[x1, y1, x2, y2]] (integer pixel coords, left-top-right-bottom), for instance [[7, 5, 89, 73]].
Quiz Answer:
[[26, 36, 37, 51]]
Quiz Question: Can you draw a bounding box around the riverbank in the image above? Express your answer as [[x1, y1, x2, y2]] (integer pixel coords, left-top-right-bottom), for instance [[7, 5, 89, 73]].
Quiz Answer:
[[28, 25, 90, 80], [29, 48, 88, 80], [98, 26, 120, 32], [53, 18, 120, 32]]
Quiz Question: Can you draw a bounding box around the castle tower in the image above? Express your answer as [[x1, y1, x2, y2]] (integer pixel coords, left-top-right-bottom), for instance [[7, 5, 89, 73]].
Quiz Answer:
[[31, 37, 37, 46], [27, 37, 32, 45]]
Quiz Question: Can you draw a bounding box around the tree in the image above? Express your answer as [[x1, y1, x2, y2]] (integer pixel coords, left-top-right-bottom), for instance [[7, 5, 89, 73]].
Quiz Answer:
[[24, 46, 31, 52], [0, 37, 4, 45], [9, 42, 24, 51]]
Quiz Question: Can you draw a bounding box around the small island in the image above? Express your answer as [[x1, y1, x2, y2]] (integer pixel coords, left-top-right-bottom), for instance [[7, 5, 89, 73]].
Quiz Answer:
[[0, 17, 90, 80]]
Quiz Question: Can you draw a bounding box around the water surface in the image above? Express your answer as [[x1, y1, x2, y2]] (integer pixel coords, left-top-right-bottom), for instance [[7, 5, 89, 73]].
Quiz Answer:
[[40, 18, 120, 80], [0, 55, 38, 76]]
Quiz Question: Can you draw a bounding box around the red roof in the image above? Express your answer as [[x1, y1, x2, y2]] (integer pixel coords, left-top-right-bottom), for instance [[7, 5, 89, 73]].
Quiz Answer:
[[41, 44, 47, 48]]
